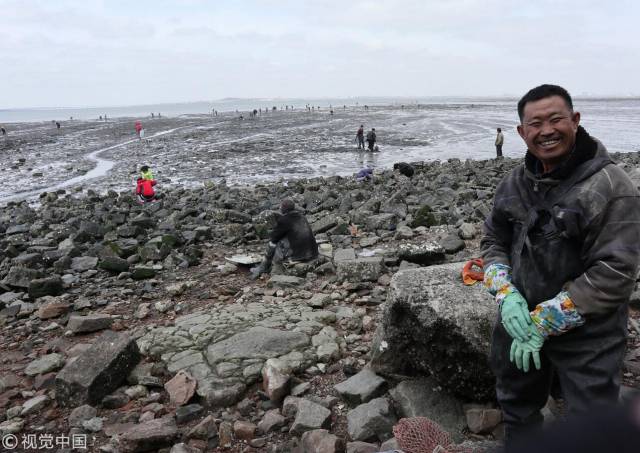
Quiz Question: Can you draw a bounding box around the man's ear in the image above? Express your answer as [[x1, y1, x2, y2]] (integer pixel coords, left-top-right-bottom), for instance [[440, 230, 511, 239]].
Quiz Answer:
[[571, 111, 581, 131], [517, 124, 525, 140]]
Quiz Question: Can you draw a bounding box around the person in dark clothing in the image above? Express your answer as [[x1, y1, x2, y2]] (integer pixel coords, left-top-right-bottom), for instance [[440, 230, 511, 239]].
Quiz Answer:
[[1, 127, 6, 136], [393, 162, 414, 177], [250, 199, 318, 279], [496, 127, 504, 157], [503, 397, 640, 453], [481, 84, 640, 448], [356, 125, 365, 149], [366, 128, 376, 151]]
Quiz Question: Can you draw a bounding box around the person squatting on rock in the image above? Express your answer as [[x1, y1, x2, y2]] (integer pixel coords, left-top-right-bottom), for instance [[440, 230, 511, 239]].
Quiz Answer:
[[496, 127, 504, 157], [366, 128, 377, 151], [356, 125, 365, 149], [355, 167, 373, 182], [136, 166, 156, 203], [480, 84, 640, 448], [250, 199, 318, 279]]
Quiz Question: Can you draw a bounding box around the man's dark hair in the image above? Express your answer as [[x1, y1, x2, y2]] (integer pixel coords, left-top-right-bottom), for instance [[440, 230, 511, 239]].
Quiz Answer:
[[280, 198, 295, 213], [140, 165, 149, 172], [517, 84, 573, 122], [497, 128, 501, 132]]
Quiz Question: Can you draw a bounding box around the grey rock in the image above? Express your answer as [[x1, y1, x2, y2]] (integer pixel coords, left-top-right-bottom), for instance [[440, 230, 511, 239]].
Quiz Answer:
[[132, 266, 156, 280], [206, 326, 309, 364], [2, 266, 42, 288], [99, 256, 131, 273], [20, 395, 49, 416], [258, 409, 286, 433], [309, 293, 331, 308], [301, 429, 345, 453], [67, 314, 113, 334], [466, 408, 502, 434], [119, 416, 178, 453], [82, 417, 104, 432], [28, 276, 64, 298], [389, 378, 465, 442], [24, 353, 65, 376], [290, 399, 332, 435], [379, 437, 400, 451], [175, 404, 204, 424], [55, 331, 141, 407], [0, 292, 23, 305], [334, 248, 357, 262], [71, 256, 99, 272], [262, 358, 291, 402], [397, 241, 446, 265], [334, 369, 387, 405], [336, 257, 384, 282], [346, 441, 379, 453], [346, 397, 396, 443], [267, 274, 305, 288], [458, 223, 477, 240], [365, 213, 398, 231], [69, 404, 98, 427], [439, 234, 466, 254], [371, 263, 497, 400], [170, 443, 202, 453], [312, 215, 339, 234]]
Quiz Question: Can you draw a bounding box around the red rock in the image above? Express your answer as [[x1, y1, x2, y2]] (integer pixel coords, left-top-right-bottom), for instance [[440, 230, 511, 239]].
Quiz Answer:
[[164, 370, 197, 406], [233, 420, 256, 440], [37, 301, 70, 320]]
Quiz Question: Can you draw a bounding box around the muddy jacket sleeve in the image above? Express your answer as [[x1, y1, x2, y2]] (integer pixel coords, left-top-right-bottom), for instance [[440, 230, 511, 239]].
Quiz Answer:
[[481, 179, 515, 268], [269, 214, 290, 244], [567, 166, 640, 317]]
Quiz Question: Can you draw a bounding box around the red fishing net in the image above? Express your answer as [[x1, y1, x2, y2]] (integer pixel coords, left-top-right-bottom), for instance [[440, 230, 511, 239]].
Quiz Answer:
[[392, 418, 474, 453]]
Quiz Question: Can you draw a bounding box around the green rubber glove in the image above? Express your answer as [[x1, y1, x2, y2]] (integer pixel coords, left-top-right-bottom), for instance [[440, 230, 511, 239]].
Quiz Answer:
[[501, 292, 533, 342], [510, 325, 544, 372]]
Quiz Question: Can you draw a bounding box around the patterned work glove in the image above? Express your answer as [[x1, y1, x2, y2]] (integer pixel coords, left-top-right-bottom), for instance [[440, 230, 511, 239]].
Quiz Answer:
[[530, 290, 585, 338], [484, 264, 533, 342]]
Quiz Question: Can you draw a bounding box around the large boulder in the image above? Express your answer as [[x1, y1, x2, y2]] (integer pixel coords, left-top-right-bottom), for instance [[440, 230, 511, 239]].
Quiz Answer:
[[370, 263, 497, 401], [28, 276, 63, 298], [55, 331, 141, 407]]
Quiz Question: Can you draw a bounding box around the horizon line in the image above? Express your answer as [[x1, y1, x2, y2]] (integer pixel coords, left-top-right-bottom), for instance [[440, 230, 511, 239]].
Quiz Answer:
[[3, 93, 640, 112]]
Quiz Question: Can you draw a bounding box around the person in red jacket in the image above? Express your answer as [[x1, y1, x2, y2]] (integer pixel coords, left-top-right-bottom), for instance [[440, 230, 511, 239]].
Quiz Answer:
[[136, 177, 157, 203]]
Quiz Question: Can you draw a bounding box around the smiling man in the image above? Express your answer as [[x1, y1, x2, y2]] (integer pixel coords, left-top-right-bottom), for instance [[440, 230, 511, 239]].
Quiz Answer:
[[480, 84, 640, 447]]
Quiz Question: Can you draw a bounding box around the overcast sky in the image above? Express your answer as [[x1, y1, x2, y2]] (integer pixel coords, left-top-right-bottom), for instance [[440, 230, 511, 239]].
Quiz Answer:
[[2, 0, 639, 108]]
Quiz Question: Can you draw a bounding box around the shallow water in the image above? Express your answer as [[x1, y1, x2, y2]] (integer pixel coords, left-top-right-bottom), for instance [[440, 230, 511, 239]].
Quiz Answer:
[[1, 100, 639, 205]]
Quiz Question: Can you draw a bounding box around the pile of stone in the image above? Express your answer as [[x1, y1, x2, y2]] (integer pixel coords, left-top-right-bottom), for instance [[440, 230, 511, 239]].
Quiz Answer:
[[2, 153, 640, 452]]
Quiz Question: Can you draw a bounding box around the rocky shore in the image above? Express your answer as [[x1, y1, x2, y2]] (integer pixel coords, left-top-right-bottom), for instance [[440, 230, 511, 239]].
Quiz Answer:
[[1, 153, 640, 453]]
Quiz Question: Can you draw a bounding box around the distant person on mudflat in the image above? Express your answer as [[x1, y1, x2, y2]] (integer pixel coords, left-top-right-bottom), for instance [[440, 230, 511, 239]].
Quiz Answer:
[[356, 125, 365, 149], [496, 127, 504, 157], [56, 121, 60, 129], [366, 128, 377, 151], [135, 120, 143, 139], [250, 199, 318, 280], [1, 127, 6, 136]]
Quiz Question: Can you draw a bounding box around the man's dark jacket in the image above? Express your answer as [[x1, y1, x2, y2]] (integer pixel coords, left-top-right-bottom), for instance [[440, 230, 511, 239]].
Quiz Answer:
[[270, 210, 318, 261], [481, 126, 640, 317]]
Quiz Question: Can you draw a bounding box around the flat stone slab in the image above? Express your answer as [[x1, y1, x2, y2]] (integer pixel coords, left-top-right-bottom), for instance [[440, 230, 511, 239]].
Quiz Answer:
[[67, 314, 113, 334], [267, 275, 305, 288], [347, 397, 396, 443], [55, 331, 141, 407], [334, 368, 387, 405], [206, 326, 309, 364], [336, 256, 384, 282], [119, 417, 178, 453]]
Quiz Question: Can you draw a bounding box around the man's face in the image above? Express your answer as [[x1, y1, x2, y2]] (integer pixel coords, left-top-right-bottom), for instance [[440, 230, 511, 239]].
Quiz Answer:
[[517, 95, 580, 172]]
